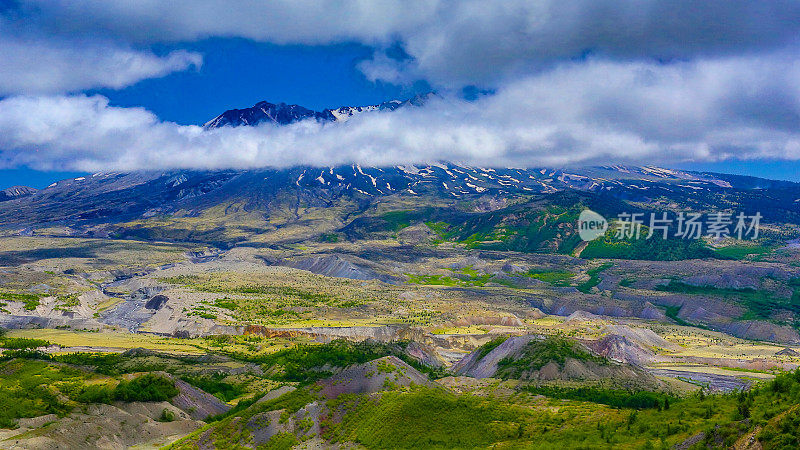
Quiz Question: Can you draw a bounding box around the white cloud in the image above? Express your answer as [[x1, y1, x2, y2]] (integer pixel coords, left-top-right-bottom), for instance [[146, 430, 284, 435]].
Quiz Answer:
[[1, 0, 800, 171], [1, 52, 799, 172], [0, 33, 202, 95], [388, 0, 800, 87], [12, 0, 800, 87], [13, 0, 434, 45]]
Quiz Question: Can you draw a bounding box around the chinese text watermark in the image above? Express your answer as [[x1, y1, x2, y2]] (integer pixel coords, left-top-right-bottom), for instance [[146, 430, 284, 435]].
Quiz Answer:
[[578, 210, 761, 242]]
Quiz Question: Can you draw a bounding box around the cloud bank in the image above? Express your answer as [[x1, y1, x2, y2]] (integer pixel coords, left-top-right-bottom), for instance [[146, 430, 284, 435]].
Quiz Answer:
[[12, 0, 800, 87], [1, 0, 800, 170], [1, 53, 798, 172]]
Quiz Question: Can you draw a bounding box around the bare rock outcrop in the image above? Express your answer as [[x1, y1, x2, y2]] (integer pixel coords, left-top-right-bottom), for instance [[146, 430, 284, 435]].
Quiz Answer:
[[776, 347, 799, 356], [145, 294, 169, 310], [4, 402, 201, 449], [719, 321, 800, 345], [282, 254, 396, 283], [171, 378, 231, 420], [587, 334, 658, 365], [601, 324, 680, 351]]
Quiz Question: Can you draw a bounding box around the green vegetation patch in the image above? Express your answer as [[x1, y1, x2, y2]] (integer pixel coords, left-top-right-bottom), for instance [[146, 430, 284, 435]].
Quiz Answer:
[[714, 244, 774, 260], [325, 368, 800, 449], [662, 305, 697, 328], [576, 262, 613, 294], [113, 374, 179, 402], [69, 373, 180, 405], [476, 335, 509, 359], [226, 339, 445, 383], [258, 387, 317, 415], [325, 387, 528, 448], [451, 205, 582, 252], [524, 386, 674, 410], [0, 359, 86, 427], [0, 337, 51, 350], [176, 362, 800, 449], [656, 280, 800, 328], [0, 291, 40, 310], [319, 232, 339, 243], [260, 432, 299, 449], [187, 307, 216, 320], [50, 352, 128, 375], [406, 266, 495, 287], [381, 210, 413, 232], [52, 349, 268, 404], [190, 385, 322, 445], [160, 273, 366, 314], [180, 374, 246, 403], [174, 387, 315, 449], [55, 293, 80, 310], [405, 274, 461, 287], [425, 221, 450, 243], [758, 405, 800, 449], [581, 227, 714, 261], [525, 269, 575, 285], [212, 298, 238, 310], [0, 356, 174, 428]]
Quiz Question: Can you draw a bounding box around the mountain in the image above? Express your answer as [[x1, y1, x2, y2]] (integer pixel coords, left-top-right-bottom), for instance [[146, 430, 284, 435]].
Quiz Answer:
[[1, 96, 799, 244], [203, 101, 333, 128], [203, 93, 434, 129], [1, 164, 796, 231], [0, 185, 37, 202]]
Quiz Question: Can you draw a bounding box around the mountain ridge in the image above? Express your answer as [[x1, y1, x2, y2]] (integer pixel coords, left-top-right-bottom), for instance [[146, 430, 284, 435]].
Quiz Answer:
[[203, 93, 434, 129], [2, 96, 799, 236]]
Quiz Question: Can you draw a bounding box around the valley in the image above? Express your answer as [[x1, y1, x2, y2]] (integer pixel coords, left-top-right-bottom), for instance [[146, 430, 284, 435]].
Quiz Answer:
[[0, 162, 798, 447]]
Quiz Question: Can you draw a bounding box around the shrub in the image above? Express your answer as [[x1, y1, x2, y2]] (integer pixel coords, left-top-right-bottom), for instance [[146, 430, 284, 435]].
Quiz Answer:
[[523, 385, 674, 410], [212, 298, 238, 310], [0, 337, 51, 350], [74, 384, 114, 404], [113, 374, 179, 402], [0, 349, 51, 361], [261, 432, 299, 449], [52, 352, 124, 375], [180, 374, 246, 402], [159, 408, 176, 422]]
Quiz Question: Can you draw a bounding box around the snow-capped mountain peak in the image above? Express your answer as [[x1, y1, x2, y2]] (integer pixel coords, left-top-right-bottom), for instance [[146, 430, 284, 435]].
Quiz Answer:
[[203, 93, 436, 129]]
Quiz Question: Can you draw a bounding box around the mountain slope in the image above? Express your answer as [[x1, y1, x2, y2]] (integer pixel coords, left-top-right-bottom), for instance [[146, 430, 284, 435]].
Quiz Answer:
[[0, 164, 788, 231]]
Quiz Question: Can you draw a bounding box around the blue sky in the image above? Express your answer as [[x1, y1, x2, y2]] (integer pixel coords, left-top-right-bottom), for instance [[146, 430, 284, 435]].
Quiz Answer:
[[676, 161, 800, 183], [1, 1, 800, 189], [93, 40, 424, 126]]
